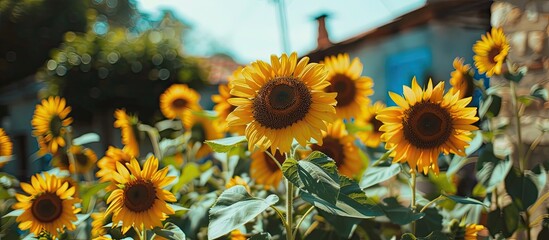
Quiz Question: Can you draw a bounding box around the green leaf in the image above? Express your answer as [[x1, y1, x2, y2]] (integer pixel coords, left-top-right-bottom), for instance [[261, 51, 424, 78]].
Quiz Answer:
[[81, 182, 111, 212], [344, 122, 372, 134], [531, 84, 549, 101], [301, 176, 383, 219], [487, 204, 519, 238], [172, 162, 209, 193], [415, 208, 443, 238], [504, 69, 525, 83], [3, 209, 23, 218], [169, 204, 190, 212], [476, 144, 512, 192], [443, 195, 487, 207], [380, 197, 425, 225], [423, 231, 449, 240], [248, 232, 272, 240], [73, 213, 91, 226], [208, 186, 279, 240], [505, 167, 537, 211], [479, 95, 502, 118], [153, 222, 186, 240], [317, 209, 360, 239], [72, 133, 100, 145], [205, 136, 247, 153], [518, 96, 536, 107], [282, 151, 340, 204], [401, 233, 417, 240], [448, 131, 482, 176], [359, 163, 401, 189]]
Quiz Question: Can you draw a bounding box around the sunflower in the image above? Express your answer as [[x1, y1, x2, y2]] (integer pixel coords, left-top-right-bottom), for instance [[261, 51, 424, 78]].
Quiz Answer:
[[230, 229, 247, 240], [0, 128, 13, 168], [463, 224, 484, 240], [91, 212, 108, 238], [322, 53, 374, 119], [13, 172, 80, 237], [376, 78, 479, 174], [96, 146, 134, 190], [226, 176, 251, 193], [449, 58, 475, 99], [31, 96, 73, 155], [105, 155, 176, 234], [473, 28, 510, 77], [189, 114, 224, 159], [250, 148, 286, 189], [355, 101, 386, 148], [212, 67, 246, 135], [114, 109, 140, 157], [51, 145, 97, 174], [310, 120, 363, 178], [227, 52, 337, 154], [159, 84, 201, 129]]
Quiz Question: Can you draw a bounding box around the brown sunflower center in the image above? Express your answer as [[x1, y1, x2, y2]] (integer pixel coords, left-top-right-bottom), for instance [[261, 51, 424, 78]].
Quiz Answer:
[[326, 74, 356, 107], [123, 180, 156, 212], [403, 102, 453, 149], [311, 137, 345, 167], [171, 98, 188, 109], [49, 115, 63, 137], [488, 46, 502, 64], [75, 153, 89, 167], [263, 150, 286, 172], [371, 115, 383, 133], [31, 192, 63, 223], [253, 77, 312, 129]]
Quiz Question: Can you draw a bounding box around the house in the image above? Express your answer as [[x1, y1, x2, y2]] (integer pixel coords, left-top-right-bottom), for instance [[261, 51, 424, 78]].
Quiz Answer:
[[305, 0, 491, 105]]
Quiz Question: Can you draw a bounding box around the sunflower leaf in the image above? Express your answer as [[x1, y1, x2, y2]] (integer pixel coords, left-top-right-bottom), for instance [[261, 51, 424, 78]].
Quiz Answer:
[[249, 232, 272, 240], [153, 222, 186, 240], [443, 194, 487, 207], [72, 133, 100, 145], [205, 136, 247, 153], [208, 186, 279, 240], [301, 176, 383, 218], [282, 151, 340, 204], [169, 204, 190, 212], [359, 163, 401, 189], [73, 213, 91, 226], [2, 209, 23, 218], [380, 197, 425, 225]]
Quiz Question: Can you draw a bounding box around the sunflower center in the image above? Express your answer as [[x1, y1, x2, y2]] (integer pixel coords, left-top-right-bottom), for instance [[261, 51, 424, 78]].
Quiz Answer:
[[403, 102, 453, 149], [75, 153, 89, 167], [263, 150, 286, 172], [124, 180, 156, 212], [488, 47, 502, 64], [171, 98, 188, 109], [371, 116, 383, 133], [253, 77, 312, 129], [31, 192, 63, 223], [311, 137, 345, 167], [49, 115, 63, 137], [326, 74, 356, 107]]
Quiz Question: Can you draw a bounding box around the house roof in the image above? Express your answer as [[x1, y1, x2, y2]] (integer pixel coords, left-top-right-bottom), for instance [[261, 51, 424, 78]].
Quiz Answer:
[[306, 0, 491, 62]]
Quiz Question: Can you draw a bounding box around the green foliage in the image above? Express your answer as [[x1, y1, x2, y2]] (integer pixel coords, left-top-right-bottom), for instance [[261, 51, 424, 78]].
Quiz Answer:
[[0, 0, 87, 84], [504, 167, 538, 211], [205, 136, 247, 153], [476, 143, 512, 192], [487, 204, 520, 238], [38, 21, 207, 122], [153, 222, 186, 240], [208, 186, 279, 240], [359, 163, 401, 189], [380, 197, 424, 225]]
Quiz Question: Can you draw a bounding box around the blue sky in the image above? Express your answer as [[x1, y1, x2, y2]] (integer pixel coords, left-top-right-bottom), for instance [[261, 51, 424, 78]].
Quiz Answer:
[[137, 0, 426, 64]]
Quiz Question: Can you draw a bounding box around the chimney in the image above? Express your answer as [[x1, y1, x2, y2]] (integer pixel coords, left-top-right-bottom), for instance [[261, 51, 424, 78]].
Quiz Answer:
[[315, 14, 331, 49]]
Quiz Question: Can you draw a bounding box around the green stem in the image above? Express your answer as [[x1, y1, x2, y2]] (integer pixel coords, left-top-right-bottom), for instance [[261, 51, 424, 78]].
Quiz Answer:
[[265, 151, 283, 170], [139, 124, 162, 160], [271, 205, 290, 231], [510, 81, 525, 172], [371, 149, 393, 167], [524, 131, 545, 165], [286, 178, 294, 240], [64, 127, 78, 180], [142, 225, 147, 240], [292, 206, 315, 240], [410, 170, 417, 235], [419, 195, 445, 213]]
